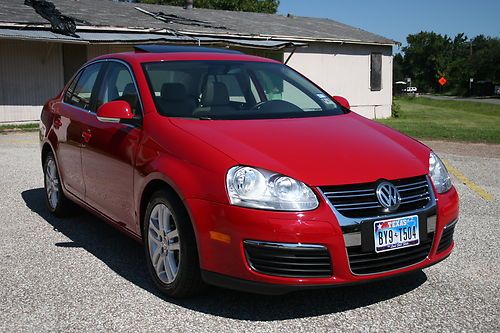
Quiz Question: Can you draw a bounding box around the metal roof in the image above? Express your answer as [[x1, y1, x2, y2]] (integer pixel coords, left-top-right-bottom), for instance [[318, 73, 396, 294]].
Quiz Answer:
[[0, 28, 190, 43], [0, 0, 396, 46], [0, 28, 305, 49]]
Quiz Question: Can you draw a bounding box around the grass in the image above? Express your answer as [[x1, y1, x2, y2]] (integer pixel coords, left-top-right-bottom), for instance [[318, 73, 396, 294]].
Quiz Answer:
[[377, 97, 500, 144], [0, 122, 39, 133]]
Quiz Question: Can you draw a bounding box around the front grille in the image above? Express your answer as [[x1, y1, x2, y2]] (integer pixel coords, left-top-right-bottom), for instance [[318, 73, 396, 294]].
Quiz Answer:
[[321, 176, 431, 218], [347, 236, 433, 275], [437, 223, 456, 253], [244, 241, 332, 278]]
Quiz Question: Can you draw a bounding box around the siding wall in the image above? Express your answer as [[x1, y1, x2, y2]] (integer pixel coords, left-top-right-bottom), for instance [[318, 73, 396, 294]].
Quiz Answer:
[[284, 43, 393, 119], [63, 43, 87, 83], [0, 40, 64, 122], [87, 44, 134, 60], [0, 42, 134, 123]]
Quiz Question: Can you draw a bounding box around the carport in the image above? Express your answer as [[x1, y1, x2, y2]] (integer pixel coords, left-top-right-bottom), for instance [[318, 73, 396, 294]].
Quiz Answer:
[[0, 28, 301, 123], [0, 0, 396, 122]]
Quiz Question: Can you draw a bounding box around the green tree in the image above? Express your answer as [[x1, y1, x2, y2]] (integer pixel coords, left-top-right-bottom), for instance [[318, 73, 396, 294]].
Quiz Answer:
[[137, 0, 280, 14], [399, 31, 500, 95], [402, 31, 453, 92], [470, 35, 500, 83], [447, 33, 472, 95], [393, 53, 405, 82]]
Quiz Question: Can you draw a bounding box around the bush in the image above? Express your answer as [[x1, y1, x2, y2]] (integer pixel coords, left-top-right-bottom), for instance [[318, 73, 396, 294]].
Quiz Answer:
[[392, 100, 401, 118]]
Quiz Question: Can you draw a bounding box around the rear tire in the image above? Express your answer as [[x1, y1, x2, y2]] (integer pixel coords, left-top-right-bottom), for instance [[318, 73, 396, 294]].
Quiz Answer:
[[143, 189, 205, 298], [43, 152, 72, 217]]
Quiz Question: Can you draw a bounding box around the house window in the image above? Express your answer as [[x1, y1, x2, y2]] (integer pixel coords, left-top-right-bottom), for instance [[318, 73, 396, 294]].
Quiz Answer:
[[370, 53, 382, 91]]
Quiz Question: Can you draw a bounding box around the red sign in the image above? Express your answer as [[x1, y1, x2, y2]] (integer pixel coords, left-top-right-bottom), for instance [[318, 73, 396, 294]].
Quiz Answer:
[[438, 77, 447, 86]]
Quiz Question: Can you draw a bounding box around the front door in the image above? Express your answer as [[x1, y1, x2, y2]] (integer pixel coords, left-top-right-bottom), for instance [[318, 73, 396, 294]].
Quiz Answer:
[[81, 61, 142, 232], [55, 62, 103, 199]]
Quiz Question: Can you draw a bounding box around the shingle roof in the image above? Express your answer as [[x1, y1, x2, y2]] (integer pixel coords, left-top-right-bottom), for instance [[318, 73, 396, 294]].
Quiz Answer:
[[0, 0, 396, 45]]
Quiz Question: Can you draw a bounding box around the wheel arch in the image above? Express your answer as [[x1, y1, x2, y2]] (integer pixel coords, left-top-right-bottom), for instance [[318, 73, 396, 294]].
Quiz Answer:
[[41, 141, 54, 166], [139, 179, 192, 241]]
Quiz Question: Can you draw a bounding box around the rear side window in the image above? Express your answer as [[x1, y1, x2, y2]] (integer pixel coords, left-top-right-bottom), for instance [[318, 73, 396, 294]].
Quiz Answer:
[[64, 63, 102, 110], [96, 62, 141, 115], [64, 72, 81, 102]]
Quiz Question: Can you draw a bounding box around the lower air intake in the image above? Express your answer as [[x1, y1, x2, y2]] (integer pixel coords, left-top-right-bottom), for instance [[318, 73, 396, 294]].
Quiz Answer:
[[244, 241, 332, 278], [438, 222, 456, 253]]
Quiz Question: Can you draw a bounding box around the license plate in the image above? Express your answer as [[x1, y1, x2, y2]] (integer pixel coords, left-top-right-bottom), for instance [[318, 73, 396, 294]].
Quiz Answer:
[[374, 215, 419, 253]]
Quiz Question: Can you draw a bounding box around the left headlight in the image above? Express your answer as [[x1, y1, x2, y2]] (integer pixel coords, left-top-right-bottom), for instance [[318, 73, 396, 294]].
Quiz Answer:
[[429, 151, 452, 193], [226, 166, 319, 211]]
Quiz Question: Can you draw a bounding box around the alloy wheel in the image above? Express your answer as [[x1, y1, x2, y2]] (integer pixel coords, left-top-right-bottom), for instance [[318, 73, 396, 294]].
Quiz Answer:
[[148, 203, 181, 284], [45, 158, 59, 209]]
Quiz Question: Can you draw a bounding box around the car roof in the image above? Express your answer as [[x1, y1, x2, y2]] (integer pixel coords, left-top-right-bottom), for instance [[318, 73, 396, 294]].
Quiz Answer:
[[92, 45, 280, 65]]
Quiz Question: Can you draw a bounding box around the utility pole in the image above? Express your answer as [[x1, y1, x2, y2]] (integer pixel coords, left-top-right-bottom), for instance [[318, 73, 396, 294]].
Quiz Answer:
[[469, 40, 473, 96]]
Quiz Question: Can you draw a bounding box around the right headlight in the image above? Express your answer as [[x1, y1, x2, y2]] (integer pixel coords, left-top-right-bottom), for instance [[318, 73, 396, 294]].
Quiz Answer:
[[226, 166, 319, 211], [429, 151, 452, 193]]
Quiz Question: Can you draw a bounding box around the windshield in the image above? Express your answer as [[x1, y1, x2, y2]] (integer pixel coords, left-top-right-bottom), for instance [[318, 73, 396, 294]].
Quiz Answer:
[[142, 60, 345, 120]]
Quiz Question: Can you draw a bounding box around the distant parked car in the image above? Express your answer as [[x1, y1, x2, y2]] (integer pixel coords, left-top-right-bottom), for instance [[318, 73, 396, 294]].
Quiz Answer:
[[494, 85, 500, 96], [404, 87, 418, 93], [40, 45, 459, 298]]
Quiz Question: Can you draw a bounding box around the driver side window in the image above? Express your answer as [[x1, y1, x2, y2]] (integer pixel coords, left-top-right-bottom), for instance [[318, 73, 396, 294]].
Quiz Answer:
[[64, 63, 102, 111], [97, 62, 141, 115]]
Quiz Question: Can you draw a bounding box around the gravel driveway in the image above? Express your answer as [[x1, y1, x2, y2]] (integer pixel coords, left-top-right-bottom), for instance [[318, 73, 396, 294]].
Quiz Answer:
[[1, 132, 499, 332]]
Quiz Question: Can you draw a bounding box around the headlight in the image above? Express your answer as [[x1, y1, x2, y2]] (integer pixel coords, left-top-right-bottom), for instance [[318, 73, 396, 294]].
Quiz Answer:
[[226, 166, 319, 211], [429, 152, 452, 193]]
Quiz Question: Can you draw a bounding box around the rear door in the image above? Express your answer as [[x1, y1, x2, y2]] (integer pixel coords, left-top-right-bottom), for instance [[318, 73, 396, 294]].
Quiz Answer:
[[80, 61, 143, 231], [54, 62, 103, 199]]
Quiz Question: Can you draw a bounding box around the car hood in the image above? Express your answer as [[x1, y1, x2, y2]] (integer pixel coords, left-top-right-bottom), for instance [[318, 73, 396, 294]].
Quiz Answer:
[[169, 113, 431, 186]]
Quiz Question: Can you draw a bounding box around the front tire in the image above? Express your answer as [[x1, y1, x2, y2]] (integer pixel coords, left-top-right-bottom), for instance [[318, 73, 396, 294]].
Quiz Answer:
[[143, 189, 204, 298], [43, 152, 72, 217]]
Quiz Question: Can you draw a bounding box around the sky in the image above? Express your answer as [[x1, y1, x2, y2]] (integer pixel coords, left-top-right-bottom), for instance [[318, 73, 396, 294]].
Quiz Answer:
[[278, 0, 500, 51]]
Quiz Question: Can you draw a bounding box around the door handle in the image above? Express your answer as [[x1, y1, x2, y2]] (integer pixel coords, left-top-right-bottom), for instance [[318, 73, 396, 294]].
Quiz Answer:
[[82, 129, 92, 144], [54, 116, 62, 129]]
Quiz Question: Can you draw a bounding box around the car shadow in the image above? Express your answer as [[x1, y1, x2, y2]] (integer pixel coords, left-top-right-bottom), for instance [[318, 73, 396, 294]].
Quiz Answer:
[[22, 188, 428, 321]]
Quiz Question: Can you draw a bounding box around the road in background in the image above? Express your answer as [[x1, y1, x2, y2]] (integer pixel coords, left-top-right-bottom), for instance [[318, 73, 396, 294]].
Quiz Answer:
[[0, 132, 499, 332], [421, 95, 500, 105]]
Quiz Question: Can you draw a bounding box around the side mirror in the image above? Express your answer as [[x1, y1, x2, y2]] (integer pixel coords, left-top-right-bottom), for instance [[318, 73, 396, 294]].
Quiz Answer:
[[332, 95, 350, 110], [96, 101, 134, 123]]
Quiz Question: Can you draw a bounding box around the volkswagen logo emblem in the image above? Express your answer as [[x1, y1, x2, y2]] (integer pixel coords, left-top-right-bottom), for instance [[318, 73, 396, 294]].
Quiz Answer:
[[376, 181, 401, 211]]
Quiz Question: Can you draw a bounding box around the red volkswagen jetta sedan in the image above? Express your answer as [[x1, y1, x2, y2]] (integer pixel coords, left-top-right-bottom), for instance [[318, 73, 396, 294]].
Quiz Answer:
[[40, 45, 459, 297]]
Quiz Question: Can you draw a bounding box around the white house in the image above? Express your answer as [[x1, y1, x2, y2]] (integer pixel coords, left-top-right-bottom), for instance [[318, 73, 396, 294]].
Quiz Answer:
[[0, 0, 396, 123]]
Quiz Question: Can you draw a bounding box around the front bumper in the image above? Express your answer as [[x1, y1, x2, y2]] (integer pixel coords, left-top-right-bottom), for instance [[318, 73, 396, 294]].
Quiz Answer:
[[201, 252, 451, 295], [185, 185, 459, 294]]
